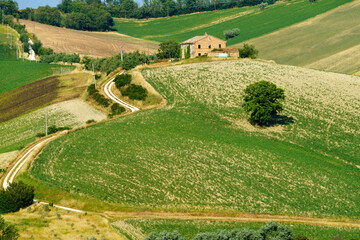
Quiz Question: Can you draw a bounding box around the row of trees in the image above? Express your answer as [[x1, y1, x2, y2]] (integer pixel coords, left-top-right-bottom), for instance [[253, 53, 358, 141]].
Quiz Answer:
[[145, 221, 311, 240], [1, 0, 280, 31]]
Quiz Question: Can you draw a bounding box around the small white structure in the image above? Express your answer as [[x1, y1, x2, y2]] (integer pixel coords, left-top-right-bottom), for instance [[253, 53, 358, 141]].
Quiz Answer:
[[28, 38, 36, 61]]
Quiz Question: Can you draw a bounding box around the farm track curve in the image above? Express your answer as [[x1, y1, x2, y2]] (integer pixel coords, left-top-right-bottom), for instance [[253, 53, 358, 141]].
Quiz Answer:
[[103, 72, 139, 112]]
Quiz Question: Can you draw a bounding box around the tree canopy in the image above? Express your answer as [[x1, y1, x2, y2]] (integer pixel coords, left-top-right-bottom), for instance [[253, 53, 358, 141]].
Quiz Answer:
[[242, 81, 285, 125], [157, 40, 180, 59]]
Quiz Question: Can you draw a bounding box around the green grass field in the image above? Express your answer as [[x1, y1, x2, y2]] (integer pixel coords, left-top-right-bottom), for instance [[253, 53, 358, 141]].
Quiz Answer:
[[0, 29, 74, 95], [31, 60, 360, 218], [114, 0, 352, 45], [234, 1, 360, 74], [114, 219, 360, 240]]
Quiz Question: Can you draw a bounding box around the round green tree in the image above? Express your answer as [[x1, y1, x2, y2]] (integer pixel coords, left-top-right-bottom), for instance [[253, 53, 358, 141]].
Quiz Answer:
[[242, 81, 285, 125]]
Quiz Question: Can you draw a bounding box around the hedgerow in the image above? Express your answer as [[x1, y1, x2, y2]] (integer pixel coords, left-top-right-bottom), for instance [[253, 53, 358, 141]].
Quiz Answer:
[[87, 84, 110, 107]]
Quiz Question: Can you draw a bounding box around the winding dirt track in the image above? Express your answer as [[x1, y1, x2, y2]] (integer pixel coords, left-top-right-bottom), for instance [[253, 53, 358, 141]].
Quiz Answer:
[[103, 72, 139, 112]]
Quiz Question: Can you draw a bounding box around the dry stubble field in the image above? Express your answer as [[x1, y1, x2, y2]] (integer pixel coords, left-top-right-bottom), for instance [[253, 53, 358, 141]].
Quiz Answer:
[[31, 60, 360, 218], [19, 20, 159, 57]]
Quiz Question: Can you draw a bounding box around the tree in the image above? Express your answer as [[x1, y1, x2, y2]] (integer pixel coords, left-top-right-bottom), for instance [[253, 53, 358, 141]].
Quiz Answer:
[[258, 2, 268, 10], [309, 0, 316, 3], [156, 40, 180, 59], [238, 43, 258, 59], [0, 215, 19, 240], [242, 81, 285, 125], [0, 181, 34, 214]]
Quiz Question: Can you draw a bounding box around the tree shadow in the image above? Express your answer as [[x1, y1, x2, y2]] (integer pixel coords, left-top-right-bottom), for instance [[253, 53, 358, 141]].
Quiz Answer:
[[266, 115, 295, 127]]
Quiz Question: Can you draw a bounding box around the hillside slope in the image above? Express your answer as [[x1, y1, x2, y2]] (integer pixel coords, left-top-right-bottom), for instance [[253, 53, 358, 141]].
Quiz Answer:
[[234, 0, 360, 74], [114, 0, 352, 45], [31, 61, 360, 218], [0, 27, 74, 94], [20, 20, 158, 58]]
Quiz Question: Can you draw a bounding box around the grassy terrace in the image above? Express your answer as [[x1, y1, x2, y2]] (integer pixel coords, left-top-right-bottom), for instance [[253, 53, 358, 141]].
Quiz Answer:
[[31, 60, 360, 218], [114, 0, 352, 45]]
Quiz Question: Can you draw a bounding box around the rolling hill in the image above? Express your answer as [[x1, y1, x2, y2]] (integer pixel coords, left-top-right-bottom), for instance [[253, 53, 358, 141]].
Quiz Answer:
[[19, 19, 159, 58], [0, 27, 74, 94], [234, 0, 360, 74], [113, 0, 352, 45], [31, 60, 360, 218]]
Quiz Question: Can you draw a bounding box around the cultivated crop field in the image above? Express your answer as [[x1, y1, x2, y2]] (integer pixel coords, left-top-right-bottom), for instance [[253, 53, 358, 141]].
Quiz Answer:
[[20, 20, 159, 58], [113, 219, 360, 240], [0, 73, 94, 122], [114, 0, 352, 45], [0, 99, 106, 154], [31, 60, 360, 218], [235, 0, 360, 74]]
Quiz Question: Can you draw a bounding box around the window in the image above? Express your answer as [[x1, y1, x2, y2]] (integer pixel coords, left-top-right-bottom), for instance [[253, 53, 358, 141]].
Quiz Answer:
[[198, 53, 201, 56], [219, 44, 222, 48], [198, 45, 201, 49], [208, 45, 211, 49]]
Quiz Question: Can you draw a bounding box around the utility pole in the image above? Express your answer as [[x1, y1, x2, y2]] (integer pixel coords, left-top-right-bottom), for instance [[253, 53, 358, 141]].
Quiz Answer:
[[45, 108, 48, 136], [22, 43, 24, 61], [16, 43, 18, 59], [92, 63, 96, 88], [121, 45, 123, 61], [2, 10, 4, 28], [10, 29, 12, 48]]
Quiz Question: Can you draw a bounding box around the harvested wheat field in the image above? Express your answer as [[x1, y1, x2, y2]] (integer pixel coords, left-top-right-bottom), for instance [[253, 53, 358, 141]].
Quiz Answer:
[[19, 20, 158, 57], [233, 1, 360, 74]]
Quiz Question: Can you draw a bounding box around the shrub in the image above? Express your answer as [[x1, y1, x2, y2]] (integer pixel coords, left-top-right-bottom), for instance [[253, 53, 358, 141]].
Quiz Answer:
[[145, 221, 295, 240], [238, 43, 258, 59], [87, 84, 98, 95], [114, 74, 132, 89], [145, 231, 185, 240], [121, 84, 147, 100], [86, 119, 96, 124], [0, 181, 34, 214], [110, 103, 125, 116], [258, 2, 268, 10], [293, 234, 311, 240], [0, 215, 19, 239], [122, 51, 149, 70], [223, 28, 240, 40], [242, 81, 285, 125], [40, 53, 80, 64], [92, 92, 110, 107]]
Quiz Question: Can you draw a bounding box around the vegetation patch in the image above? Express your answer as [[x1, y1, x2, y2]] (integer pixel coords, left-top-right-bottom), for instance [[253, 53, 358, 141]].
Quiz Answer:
[[114, 219, 360, 240], [31, 61, 360, 218]]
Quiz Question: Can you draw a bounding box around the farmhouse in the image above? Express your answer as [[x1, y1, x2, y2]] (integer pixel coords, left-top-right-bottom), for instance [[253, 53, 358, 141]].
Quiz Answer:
[[181, 33, 227, 58]]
